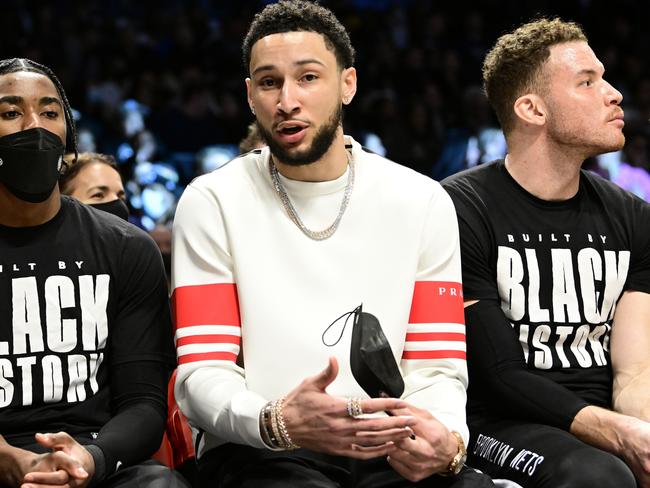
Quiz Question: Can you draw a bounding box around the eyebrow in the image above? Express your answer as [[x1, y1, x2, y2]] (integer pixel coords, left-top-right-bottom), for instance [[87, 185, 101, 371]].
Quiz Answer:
[[251, 58, 326, 76], [87, 184, 125, 193], [87, 185, 110, 194], [576, 68, 602, 77], [0, 95, 62, 107]]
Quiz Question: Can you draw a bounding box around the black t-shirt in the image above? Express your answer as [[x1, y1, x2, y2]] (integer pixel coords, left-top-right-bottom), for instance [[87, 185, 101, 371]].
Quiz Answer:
[[0, 196, 175, 447], [443, 161, 650, 422]]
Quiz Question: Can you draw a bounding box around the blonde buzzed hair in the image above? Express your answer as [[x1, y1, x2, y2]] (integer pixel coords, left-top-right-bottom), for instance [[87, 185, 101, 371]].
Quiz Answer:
[[483, 18, 587, 134]]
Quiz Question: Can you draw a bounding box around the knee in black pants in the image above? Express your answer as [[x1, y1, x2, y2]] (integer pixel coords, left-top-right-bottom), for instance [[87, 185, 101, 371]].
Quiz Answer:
[[551, 447, 636, 488]]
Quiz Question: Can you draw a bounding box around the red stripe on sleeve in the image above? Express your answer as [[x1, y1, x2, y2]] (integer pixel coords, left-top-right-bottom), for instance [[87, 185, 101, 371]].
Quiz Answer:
[[178, 351, 238, 364], [172, 283, 241, 329], [408, 281, 464, 324], [405, 332, 465, 342], [176, 335, 240, 347], [402, 350, 466, 360]]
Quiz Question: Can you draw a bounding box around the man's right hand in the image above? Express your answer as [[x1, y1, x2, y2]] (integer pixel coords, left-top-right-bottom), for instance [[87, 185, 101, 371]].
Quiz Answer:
[[617, 416, 650, 487], [281, 357, 417, 459], [572, 405, 650, 487]]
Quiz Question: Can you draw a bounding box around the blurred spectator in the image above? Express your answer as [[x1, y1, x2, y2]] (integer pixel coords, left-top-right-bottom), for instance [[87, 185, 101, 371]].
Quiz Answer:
[[149, 72, 224, 154], [434, 85, 505, 180], [60, 152, 129, 220], [238, 121, 265, 154]]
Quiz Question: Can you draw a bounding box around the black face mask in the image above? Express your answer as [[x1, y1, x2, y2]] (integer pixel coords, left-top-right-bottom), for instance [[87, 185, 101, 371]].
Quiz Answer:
[[0, 127, 64, 203], [89, 198, 130, 221]]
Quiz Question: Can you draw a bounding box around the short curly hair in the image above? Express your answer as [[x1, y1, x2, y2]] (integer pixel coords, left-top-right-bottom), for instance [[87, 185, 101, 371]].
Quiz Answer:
[[483, 18, 587, 134], [242, 0, 355, 73]]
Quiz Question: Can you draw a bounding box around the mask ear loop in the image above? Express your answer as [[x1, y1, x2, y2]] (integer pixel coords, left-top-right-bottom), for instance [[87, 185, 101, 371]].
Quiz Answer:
[[321, 304, 362, 347], [58, 156, 68, 174]]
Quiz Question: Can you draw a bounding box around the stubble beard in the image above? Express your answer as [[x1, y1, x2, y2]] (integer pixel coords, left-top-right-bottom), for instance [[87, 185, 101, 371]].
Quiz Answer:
[[547, 116, 625, 160], [544, 96, 625, 158], [257, 104, 343, 166]]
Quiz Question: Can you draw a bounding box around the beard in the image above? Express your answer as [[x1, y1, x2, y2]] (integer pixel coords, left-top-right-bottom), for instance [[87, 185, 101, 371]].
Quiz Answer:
[[548, 121, 625, 159], [257, 104, 342, 166], [544, 99, 625, 159]]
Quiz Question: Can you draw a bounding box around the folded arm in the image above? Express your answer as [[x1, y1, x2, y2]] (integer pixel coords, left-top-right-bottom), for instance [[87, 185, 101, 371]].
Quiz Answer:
[[611, 290, 650, 421]]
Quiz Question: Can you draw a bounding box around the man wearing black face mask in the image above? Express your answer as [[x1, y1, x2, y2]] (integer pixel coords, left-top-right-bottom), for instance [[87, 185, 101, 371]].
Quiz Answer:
[[0, 59, 188, 488], [0, 127, 64, 203]]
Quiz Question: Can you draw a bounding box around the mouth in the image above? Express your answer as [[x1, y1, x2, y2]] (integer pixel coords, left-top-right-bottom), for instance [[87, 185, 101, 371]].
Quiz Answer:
[[608, 110, 625, 124], [276, 120, 308, 132], [607, 111, 625, 129], [279, 126, 303, 135], [275, 121, 308, 143]]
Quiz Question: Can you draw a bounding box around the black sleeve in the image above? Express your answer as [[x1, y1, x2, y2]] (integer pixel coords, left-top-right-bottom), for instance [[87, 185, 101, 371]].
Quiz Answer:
[[466, 300, 589, 430], [87, 229, 175, 479]]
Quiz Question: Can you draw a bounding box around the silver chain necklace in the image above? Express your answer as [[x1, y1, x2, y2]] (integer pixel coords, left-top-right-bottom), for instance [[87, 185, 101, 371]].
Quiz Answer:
[[269, 152, 355, 241]]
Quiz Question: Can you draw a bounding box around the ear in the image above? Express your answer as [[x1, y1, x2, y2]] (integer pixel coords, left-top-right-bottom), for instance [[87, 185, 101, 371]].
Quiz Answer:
[[513, 93, 546, 127], [245, 78, 254, 114], [340, 67, 357, 106]]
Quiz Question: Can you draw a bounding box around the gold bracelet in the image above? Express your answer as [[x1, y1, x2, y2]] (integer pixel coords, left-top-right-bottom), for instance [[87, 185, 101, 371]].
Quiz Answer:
[[276, 397, 300, 450], [270, 400, 285, 449]]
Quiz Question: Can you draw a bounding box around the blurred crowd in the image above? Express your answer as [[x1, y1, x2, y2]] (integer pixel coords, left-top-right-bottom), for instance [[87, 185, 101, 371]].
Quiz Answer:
[[4, 0, 650, 227]]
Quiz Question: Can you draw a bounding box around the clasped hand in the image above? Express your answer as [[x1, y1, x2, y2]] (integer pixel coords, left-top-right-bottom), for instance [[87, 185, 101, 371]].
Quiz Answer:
[[17, 432, 95, 488]]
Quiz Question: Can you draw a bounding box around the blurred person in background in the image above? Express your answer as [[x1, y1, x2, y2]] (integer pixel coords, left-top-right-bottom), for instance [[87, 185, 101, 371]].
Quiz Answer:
[[60, 152, 129, 220], [238, 121, 266, 154]]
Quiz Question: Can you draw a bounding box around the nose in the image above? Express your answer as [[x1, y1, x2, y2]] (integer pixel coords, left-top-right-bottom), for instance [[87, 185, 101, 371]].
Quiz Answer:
[[22, 109, 42, 130], [604, 80, 623, 106], [277, 80, 300, 115]]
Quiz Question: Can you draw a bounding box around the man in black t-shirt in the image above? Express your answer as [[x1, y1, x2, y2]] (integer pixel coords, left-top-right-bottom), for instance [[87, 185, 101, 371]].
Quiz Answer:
[[443, 18, 650, 488], [0, 59, 188, 487]]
